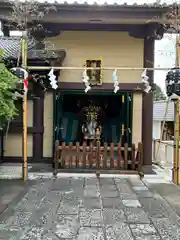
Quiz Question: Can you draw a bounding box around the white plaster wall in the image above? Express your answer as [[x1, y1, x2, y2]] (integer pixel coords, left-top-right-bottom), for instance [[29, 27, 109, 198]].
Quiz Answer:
[[153, 120, 161, 140], [132, 93, 142, 146], [153, 140, 173, 169]]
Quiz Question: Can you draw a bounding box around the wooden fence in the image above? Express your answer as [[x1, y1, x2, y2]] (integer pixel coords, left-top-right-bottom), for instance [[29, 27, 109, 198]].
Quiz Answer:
[[54, 141, 143, 176]]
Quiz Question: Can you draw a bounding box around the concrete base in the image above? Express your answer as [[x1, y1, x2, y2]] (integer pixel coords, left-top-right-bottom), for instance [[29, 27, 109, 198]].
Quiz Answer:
[[142, 165, 156, 175]]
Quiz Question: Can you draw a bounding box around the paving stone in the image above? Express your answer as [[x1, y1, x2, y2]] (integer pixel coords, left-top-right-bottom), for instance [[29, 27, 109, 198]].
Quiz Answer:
[[63, 192, 82, 203], [80, 209, 102, 227], [14, 202, 40, 212], [2, 177, 180, 240], [100, 184, 117, 190], [114, 178, 128, 183], [133, 186, 149, 191], [116, 183, 134, 195], [71, 187, 85, 198], [119, 193, 138, 200], [106, 223, 134, 240], [57, 202, 79, 215], [124, 207, 150, 224], [135, 190, 154, 198], [51, 184, 73, 192], [43, 230, 61, 240], [0, 229, 22, 240], [102, 198, 123, 209], [128, 178, 145, 185], [31, 207, 55, 227], [41, 199, 61, 213], [46, 190, 64, 200], [22, 191, 45, 203], [84, 187, 100, 198], [122, 199, 141, 208], [152, 218, 180, 240], [134, 235, 161, 240], [139, 197, 174, 219], [20, 226, 45, 240], [69, 177, 85, 187], [77, 227, 105, 240], [30, 184, 52, 195], [56, 214, 79, 225], [102, 208, 126, 224], [130, 223, 160, 240], [81, 197, 101, 209], [51, 178, 71, 189], [31, 180, 53, 189], [85, 178, 99, 186], [130, 223, 157, 234], [5, 211, 32, 230], [53, 215, 79, 239], [99, 178, 115, 185], [100, 189, 119, 198]]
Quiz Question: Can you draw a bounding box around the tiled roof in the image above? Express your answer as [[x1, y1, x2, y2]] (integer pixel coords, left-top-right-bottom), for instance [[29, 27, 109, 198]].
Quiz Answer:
[[153, 100, 174, 121], [0, 37, 35, 59], [7, 0, 179, 7], [0, 37, 66, 60]]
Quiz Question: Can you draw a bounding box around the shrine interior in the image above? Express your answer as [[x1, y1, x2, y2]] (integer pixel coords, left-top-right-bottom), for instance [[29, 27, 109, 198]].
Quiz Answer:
[[56, 92, 133, 145]]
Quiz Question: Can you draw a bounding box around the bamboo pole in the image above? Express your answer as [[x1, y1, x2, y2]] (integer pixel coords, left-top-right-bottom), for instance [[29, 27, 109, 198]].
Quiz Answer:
[[26, 66, 175, 71], [172, 35, 180, 185], [21, 38, 28, 182]]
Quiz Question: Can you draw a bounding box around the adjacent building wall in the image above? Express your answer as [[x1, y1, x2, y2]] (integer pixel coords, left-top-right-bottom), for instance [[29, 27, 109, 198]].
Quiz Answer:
[[153, 120, 161, 140]]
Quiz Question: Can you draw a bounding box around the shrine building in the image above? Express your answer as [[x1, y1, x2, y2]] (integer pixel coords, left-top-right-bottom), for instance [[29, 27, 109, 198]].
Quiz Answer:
[[0, 0, 170, 171]]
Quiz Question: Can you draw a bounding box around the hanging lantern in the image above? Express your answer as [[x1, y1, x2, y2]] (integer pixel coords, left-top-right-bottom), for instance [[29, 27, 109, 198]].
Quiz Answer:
[[10, 67, 29, 97], [165, 68, 180, 97]]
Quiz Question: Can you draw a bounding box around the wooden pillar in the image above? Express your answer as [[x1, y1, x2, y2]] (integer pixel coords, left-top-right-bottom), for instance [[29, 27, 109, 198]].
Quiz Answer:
[[33, 93, 44, 161], [142, 37, 154, 165], [173, 35, 180, 185]]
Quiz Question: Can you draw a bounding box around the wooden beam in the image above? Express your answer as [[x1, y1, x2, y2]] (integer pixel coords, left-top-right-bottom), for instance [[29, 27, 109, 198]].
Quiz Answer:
[[57, 82, 144, 92], [142, 37, 154, 166], [33, 93, 44, 162]]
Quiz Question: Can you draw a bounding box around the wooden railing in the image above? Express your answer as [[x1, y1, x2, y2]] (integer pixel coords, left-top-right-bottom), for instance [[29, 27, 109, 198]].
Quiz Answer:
[[54, 141, 143, 176]]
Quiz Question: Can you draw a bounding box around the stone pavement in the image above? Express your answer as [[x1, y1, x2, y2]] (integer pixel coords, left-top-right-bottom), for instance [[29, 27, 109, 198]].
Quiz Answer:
[[0, 177, 180, 240], [0, 180, 27, 216]]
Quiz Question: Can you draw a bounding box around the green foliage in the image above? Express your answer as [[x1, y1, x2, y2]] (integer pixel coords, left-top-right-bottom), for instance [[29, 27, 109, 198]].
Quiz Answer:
[[0, 52, 19, 124], [152, 83, 167, 101]]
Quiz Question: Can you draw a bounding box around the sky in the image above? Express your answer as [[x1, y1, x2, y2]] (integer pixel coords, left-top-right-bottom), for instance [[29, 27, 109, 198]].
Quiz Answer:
[[154, 34, 176, 93]]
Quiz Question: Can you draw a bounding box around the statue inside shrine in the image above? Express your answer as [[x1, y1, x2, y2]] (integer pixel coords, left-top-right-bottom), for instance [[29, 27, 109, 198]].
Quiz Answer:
[[82, 102, 102, 144]]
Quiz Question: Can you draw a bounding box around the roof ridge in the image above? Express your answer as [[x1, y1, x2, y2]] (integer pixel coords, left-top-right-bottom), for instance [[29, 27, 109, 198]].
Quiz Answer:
[[0, 36, 22, 40], [4, 0, 176, 7]]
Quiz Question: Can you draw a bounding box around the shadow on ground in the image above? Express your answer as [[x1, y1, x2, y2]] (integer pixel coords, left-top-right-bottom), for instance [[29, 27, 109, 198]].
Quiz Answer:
[[147, 182, 180, 216]]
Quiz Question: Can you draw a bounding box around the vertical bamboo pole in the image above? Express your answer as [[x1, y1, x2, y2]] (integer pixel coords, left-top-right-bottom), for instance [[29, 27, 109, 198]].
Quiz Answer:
[[173, 35, 180, 185], [21, 37, 28, 182]]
